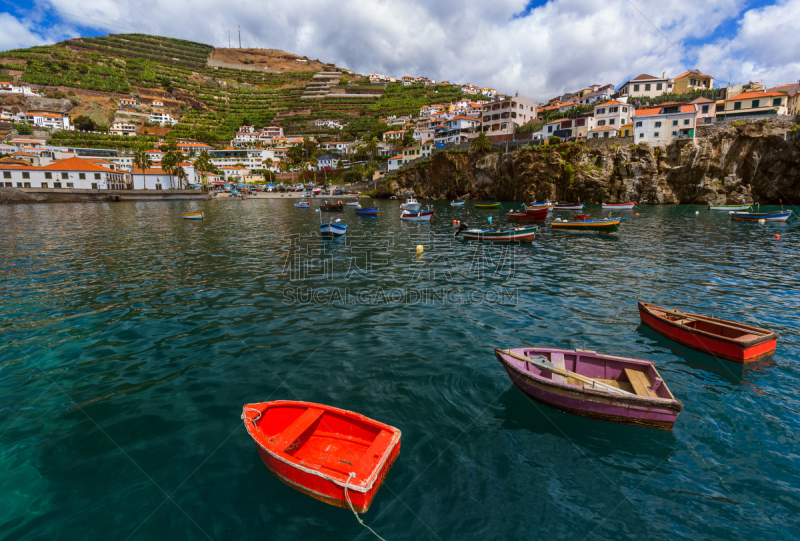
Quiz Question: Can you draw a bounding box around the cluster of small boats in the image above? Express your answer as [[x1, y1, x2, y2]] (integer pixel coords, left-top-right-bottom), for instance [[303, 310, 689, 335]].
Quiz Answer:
[[709, 202, 793, 222]]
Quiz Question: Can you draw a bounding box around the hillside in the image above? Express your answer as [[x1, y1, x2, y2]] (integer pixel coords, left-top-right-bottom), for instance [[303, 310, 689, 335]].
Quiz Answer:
[[0, 33, 467, 149]]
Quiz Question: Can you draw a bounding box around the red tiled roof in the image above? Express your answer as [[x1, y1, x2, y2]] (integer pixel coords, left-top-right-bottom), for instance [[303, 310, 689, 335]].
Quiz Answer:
[[390, 155, 402, 159], [41, 157, 117, 173], [632, 74, 659, 81], [688, 97, 715, 104], [727, 91, 787, 101], [680, 105, 696, 113], [589, 126, 618, 131], [675, 69, 712, 80], [634, 108, 662, 117], [596, 100, 625, 106]]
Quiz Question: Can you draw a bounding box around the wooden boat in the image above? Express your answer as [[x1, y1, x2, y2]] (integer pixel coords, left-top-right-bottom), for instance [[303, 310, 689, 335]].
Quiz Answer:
[[602, 202, 636, 210], [320, 220, 347, 237], [526, 201, 554, 210], [708, 203, 751, 211], [506, 207, 548, 222], [551, 215, 620, 232], [475, 202, 500, 208], [450, 200, 465, 206], [320, 201, 344, 212], [554, 202, 585, 210], [730, 210, 791, 222], [459, 226, 537, 242], [242, 400, 401, 513], [181, 212, 204, 220], [400, 209, 434, 222], [495, 347, 683, 430], [400, 197, 421, 211], [294, 202, 310, 208], [355, 206, 378, 216], [638, 302, 778, 363], [345, 201, 361, 207]]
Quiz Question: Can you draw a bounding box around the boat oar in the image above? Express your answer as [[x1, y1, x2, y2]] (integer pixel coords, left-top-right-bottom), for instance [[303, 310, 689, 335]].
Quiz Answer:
[[659, 308, 771, 336], [502, 350, 633, 395]]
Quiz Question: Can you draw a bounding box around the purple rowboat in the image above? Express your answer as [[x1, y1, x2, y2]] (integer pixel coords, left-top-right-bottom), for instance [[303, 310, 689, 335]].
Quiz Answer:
[[494, 347, 683, 430]]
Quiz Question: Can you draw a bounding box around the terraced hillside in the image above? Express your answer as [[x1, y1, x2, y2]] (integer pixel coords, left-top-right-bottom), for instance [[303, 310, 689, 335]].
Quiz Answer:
[[0, 33, 468, 148]]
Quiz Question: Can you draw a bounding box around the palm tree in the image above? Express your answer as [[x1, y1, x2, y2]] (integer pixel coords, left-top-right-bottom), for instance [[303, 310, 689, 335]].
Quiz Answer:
[[264, 158, 273, 171], [365, 137, 378, 160], [175, 166, 188, 189], [161, 148, 183, 189], [133, 148, 153, 174], [470, 130, 492, 154]]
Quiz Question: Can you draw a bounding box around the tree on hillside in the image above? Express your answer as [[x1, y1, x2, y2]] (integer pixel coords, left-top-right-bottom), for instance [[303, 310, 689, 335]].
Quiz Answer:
[[264, 158, 273, 170], [470, 130, 492, 154], [302, 136, 317, 162], [402, 128, 415, 148], [73, 115, 97, 132], [161, 147, 184, 188], [160, 77, 174, 94], [133, 148, 153, 175], [194, 150, 219, 175], [15, 123, 33, 135], [365, 137, 378, 161]]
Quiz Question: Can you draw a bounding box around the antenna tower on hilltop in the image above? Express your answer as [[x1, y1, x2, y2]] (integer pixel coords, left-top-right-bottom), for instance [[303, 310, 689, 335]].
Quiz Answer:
[[239, 25, 242, 48]]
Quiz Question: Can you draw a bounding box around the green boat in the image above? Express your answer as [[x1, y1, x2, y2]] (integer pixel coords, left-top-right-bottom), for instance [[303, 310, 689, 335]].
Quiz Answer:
[[551, 215, 620, 233], [475, 202, 501, 208]]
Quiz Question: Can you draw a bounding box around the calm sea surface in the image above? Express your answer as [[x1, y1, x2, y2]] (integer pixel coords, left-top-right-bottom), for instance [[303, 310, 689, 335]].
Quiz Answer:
[[1, 198, 799, 540]]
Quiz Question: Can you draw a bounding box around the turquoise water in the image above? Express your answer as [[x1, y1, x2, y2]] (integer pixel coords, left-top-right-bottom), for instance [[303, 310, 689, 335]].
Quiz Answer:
[[1, 199, 799, 540]]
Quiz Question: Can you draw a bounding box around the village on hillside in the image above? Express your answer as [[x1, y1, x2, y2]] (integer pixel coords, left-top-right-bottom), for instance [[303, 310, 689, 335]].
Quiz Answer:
[[2, 56, 799, 192]]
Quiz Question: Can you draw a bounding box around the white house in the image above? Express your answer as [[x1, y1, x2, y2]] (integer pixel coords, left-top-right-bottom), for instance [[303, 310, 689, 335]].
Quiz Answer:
[[480, 93, 538, 140], [387, 154, 403, 172], [150, 110, 176, 125], [440, 116, 480, 144], [588, 126, 619, 139], [219, 165, 250, 181], [0, 82, 39, 96], [22, 112, 71, 130], [130, 167, 181, 189], [0, 156, 128, 189], [633, 104, 698, 145], [618, 73, 674, 98], [593, 101, 631, 130], [110, 121, 138, 136]]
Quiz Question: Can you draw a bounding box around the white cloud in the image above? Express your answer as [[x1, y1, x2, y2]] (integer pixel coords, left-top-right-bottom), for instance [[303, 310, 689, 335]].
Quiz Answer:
[[0, 13, 50, 50], [2, 0, 798, 99]]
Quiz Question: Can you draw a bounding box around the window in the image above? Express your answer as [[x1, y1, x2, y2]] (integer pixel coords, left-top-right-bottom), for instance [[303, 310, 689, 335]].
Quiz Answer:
[[633, 84, 640, 92], [611, 107, 618, 113], [672, 131, 677, 136], [598, 120, 606, 126], [16, 182, 22, 187], [79, 173, 86, 180], [690, 79, 696, 86], [672, 120, 679, 126], [62, 172, 68, 179], [773, 98, 782, 107], [603, 132, 609, 138], [645, 84, 651, 91], [45, 172, 52, 179], [609, 119, 615, 125], [597, 108, 605, 114], [2, 172, 9, 179], [751, 100, 760, 108], [684, 119, 690, 125], [156, 184, 162, 190], [655, 121, 662, 128], [41, 182, 48, 188], [733, 102, 741, 110], [702, 105, 709, 114], [4, 182, 10, 187], [656, 83, 663, 90], [94, 173, 101, 180], [54, 182, 62, 188], [635, 121, 643, 127], [654, 132, 659, 137], [91, 183, 98, 189], [623, 107, 628, 112], [23, 182, 30, 188], [639, 133, 644, 138], [21, 172, 30, 179]]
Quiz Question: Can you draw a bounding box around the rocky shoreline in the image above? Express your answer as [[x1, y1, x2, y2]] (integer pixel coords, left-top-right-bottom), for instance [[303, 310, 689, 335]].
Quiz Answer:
[[376, 119, 800, 204]]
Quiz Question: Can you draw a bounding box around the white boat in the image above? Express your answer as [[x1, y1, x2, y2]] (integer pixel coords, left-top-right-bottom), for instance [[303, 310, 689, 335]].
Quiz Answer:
[[602, 202, 636, 210], [708, 203, 751, 211], [294, 202, 310, 208], [345, 201, 360, 207], [182, 212, 204, 220], [401, 197, 421, 211], [320, 220, 347, 237], [451, 201, 465, 206], [400, 209, 435, 222], [553, 202, 585, 211]]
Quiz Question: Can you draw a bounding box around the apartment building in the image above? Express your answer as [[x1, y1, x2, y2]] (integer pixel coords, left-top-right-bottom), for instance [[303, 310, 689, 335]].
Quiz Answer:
[[480, 93, 538, 141], [618, 73, 673, 98], [633, 104, 699, 145]]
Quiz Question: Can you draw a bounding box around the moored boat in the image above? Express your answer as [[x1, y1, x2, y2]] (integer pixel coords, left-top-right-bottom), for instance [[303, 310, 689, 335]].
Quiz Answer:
[[320, 200, 344, 211], [242, 400, 401, 513], [526, 201, 554, 210], [320, 220, 347, 237], [551, 214, 620, 233], [638, 302, 778, 363], [708, 203, 751, 211], [458, 226, 537, 242], [355, 206, 378, 216], [181, 212, 204, 220], [451, 200, 465, 206], [554, 202, 585, 210], [602, 202, 636, 210], [400, 197, 421, 211], [506, 207, 548, 222], [400, 209, 434, 222], [345, 201, 360, 207], [495, 347, 683, 430], [730, 210, 791, 222], [475, 202, 501, 208], [294, 202, 310, 208]]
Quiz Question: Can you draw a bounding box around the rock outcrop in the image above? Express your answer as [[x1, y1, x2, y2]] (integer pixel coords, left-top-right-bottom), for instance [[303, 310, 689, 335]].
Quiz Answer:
[[377, 119, 800, 204]]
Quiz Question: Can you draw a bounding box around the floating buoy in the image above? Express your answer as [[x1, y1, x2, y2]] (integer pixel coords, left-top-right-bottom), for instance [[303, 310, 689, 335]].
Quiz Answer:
[[695, 211, 699, 215], [774, 234, 781, 239], [452, 219, 457, 225], [416, 245, 424, 254], [758, 219, 766, 224], [636, 212, 639, 216]]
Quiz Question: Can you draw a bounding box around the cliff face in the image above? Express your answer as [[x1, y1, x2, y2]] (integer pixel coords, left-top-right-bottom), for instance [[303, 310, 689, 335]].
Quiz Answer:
[[377, 119, 800, 204]]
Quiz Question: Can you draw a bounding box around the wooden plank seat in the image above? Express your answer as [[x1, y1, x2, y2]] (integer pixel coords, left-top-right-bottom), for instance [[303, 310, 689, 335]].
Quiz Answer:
[[550, 352, 566, 383], [623, 368, 659, 398], [273, 407, 324, 451]]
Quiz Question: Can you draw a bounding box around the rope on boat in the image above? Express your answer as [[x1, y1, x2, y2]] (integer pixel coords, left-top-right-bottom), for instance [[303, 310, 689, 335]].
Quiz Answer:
[[344, 472, 387, 541], [240, 407, 262, 425]]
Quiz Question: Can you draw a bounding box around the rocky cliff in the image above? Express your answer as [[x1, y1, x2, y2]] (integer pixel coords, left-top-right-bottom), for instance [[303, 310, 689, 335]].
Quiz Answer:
[[377, 119, 800, 204]]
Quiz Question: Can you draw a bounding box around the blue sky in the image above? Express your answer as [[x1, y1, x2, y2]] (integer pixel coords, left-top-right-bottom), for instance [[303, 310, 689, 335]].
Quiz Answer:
[[1, 0, 798, 100]]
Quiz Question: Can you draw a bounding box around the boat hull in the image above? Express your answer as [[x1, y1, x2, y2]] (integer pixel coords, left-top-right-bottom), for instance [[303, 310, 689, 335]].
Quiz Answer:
[[346, 202, 360, 207], [475, 203, 500, 208], [495, 348, 682, 430], [506, 208, 548, 222], [400, 210, 434, 222], [551, 220, 619, 232], [294, 203, 310, 208], [461, 227, 536, 242], [730, 211, 791, 222], [554, 203, 585, 210], [355, 207, 378, 215], [602, 202, 635, 210], [450, 201, 465, 206], [182, 212, 204, 220], [638, 302, 777, 363], [320, 223, 347, 237], [708, 204, 750, 211]]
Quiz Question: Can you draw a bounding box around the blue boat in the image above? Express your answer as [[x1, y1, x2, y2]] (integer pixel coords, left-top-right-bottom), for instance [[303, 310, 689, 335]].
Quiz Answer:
[[320, 221, 347, 237], [730, 210, 792, 222], [355, 206, 378, 216]]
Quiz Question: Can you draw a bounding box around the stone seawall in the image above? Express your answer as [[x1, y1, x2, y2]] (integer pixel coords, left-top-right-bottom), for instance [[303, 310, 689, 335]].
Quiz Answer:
[[0, 188, 210, 204]]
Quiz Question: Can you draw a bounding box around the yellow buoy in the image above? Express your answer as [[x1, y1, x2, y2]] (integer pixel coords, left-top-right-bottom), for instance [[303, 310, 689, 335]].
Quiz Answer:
[[416, 245, 424, 254]]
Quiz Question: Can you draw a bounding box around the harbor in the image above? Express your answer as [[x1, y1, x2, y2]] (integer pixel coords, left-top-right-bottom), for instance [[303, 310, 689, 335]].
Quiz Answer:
[[1, 198, 798, 540]]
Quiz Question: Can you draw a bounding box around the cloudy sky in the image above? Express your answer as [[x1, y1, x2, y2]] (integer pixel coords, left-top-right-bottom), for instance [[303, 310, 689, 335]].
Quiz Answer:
[[1, 0, 798, 100]]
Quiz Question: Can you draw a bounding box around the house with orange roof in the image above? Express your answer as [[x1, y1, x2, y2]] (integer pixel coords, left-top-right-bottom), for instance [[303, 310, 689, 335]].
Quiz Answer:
[[633, 104, 698, 145], [722, 91, 790, 117], [541, 117, 594, 140], [689, 97, 716, 124], [129, 167, 185, 190], [383, 130, 407, 142], [588, 126, 620, 139], [594, 101, 632, 130], [150, 110, 176, 126], [110, 121, 138, 136], [673, 69, 713, 95], [0, 156, 129, 190], [21, 112, 70, 130], [387, 154, 403, 172], [177, 142, 213, 155], [0, 81, 39, 96]]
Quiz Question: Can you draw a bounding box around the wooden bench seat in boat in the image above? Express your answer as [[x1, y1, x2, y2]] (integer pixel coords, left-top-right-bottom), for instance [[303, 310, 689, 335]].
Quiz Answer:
[[550, 352, 566, 383], [624, 368, 659, 398], [272, 407, 324, 451], [565, 376, 635, 394]]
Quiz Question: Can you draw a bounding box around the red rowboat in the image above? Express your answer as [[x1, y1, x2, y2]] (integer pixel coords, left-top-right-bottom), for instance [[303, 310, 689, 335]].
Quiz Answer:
[[506, 207, 548, 222], [242, 400, 401, 513], [638, 302, 778, 363]]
